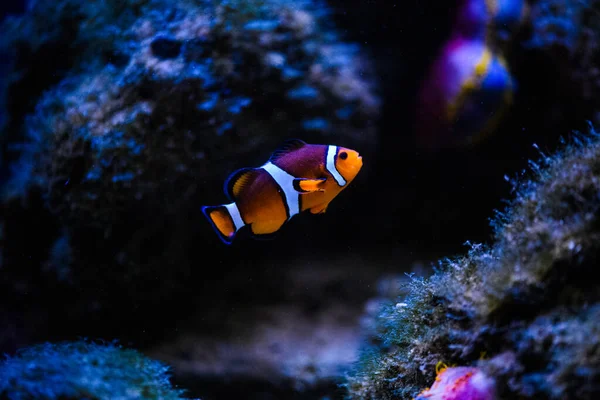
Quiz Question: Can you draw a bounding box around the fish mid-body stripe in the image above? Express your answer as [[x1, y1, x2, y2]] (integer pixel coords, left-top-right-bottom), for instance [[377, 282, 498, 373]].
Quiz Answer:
[[326, 145, 346, 187], [261, 161, 299, 219], [225, 202, 245, 231]]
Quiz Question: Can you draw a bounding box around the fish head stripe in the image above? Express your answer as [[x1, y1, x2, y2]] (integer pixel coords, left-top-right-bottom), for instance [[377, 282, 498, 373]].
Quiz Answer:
[[326, 145, 347, 187]]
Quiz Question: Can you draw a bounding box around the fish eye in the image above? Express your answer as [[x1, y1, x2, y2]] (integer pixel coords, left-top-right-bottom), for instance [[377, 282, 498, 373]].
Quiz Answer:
[[339, 151, 348, 160]]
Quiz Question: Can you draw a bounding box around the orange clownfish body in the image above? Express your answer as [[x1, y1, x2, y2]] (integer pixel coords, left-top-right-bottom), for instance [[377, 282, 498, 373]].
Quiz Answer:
[[202, 139, 363, 244]]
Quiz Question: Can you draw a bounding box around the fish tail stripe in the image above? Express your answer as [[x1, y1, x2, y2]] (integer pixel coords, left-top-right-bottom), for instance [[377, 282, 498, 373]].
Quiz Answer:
[[202, 203, 244, 245], [261, 161, 299, 219], [326, 145, 346, 187], [225, 202, 245, 231]]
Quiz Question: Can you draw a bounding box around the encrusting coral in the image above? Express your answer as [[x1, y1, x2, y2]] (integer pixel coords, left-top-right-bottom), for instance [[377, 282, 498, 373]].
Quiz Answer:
[[414, 364, 496, 400], [346, 126, 600, 399], [0, 340, 191, 400]]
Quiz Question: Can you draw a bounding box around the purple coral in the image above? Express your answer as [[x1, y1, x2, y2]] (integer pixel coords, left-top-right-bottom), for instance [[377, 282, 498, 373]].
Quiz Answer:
[[415, 366, 496, 400]]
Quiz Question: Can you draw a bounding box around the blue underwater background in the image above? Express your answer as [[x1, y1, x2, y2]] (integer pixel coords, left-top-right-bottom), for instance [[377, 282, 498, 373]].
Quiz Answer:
[[1, 0, 600, 399]]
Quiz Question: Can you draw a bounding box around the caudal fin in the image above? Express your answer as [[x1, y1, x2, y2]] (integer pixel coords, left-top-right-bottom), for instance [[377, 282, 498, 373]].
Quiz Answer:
[[201, 203, 244, 245]]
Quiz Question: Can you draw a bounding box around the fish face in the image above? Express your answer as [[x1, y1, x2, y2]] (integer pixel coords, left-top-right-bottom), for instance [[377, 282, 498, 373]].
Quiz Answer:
[[334, 147, 363, 184]]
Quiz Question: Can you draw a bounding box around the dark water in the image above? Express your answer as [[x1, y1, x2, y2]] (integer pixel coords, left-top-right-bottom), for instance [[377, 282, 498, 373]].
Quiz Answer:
[[1, 0, 598, 399], [0, 1, 29, 20]]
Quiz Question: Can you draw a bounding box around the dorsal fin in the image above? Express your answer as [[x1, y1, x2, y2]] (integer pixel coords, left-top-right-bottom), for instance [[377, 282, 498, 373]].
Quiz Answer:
[[268, 139, 307, 162], [223, 167, 259, 201]]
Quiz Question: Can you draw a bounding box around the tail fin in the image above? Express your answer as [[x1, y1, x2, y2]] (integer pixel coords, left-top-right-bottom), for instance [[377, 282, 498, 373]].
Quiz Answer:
[[201, 202, 245, 245]]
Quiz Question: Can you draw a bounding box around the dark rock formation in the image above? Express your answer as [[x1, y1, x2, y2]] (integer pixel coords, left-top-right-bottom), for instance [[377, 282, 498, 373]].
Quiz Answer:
[[347, 128, 600, 399]]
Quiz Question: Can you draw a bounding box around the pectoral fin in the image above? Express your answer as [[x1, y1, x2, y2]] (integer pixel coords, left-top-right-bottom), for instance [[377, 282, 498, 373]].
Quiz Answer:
[[293, 178, 326, 193]]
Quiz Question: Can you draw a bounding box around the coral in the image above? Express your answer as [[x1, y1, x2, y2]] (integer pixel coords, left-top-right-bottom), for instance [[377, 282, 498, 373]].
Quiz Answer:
[[0, 0, 379, 349], [346, 127, 600, 399], [414, 365, 496, 400], [0, 0, 379, 191], [0, 0, 85, 170], [0, 340, 190, 400], [487, 304, 600, 398]]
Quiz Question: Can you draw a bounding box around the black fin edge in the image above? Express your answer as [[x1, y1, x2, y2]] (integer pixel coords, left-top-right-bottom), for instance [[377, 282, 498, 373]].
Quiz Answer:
[[293, 178, 308, 193], [268, 139, 307, 162], [201, 205, 235, 245]]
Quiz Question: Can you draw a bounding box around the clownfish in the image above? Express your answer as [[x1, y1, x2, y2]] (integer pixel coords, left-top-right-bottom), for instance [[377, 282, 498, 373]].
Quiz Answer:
[[202, 139, 363, 244]]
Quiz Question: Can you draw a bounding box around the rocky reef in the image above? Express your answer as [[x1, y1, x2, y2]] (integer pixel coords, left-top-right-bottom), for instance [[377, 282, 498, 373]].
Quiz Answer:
[[0, 0, 380, 351], [346, 127, 600, 399], [0, 340, 189, 399]]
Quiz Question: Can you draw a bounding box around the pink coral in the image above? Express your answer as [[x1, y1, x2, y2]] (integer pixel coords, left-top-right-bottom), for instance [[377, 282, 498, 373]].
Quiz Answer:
[[414, 365, 496, 400]]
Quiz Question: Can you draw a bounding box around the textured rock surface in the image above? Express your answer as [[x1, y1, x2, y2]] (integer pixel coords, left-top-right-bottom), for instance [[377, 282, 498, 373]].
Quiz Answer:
[[0, 340, 190, 399], [346, 128, 600, 399]]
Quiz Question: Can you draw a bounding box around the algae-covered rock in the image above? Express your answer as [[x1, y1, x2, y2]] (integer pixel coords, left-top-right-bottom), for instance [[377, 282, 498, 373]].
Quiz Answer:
[[346, 127, 600, 399], [1, 0, 379, 193], [0, 340, 190, 400], [0, 0, 380, 350]]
